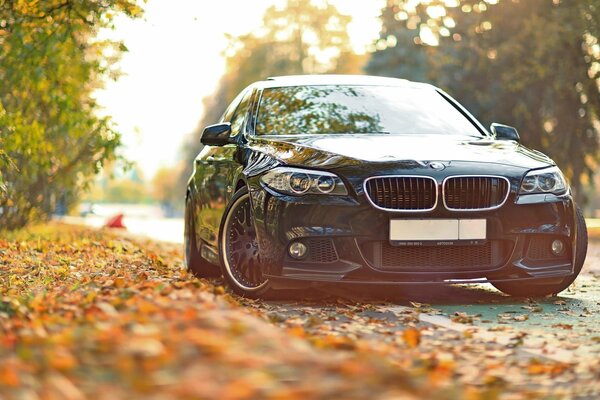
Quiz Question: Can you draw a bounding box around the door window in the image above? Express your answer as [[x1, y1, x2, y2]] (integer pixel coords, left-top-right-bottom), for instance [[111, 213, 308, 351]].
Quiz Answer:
[[221, 90, 246, 123], [229, 90, 253, 138]]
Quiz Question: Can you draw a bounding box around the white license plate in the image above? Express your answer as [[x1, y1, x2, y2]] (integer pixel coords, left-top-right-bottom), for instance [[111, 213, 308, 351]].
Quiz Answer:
[[389, 219, 486, 242]]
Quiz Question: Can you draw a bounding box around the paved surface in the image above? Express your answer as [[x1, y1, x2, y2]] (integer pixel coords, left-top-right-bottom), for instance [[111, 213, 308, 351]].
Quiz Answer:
[[59, 215, 184, 244]]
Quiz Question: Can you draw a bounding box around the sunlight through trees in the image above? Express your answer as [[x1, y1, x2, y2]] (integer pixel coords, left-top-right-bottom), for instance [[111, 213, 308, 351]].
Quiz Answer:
[[367, 0, 600, 203]]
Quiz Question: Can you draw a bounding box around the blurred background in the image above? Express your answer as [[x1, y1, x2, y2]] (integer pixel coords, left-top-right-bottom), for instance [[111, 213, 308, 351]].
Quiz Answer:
[[1, 0, 599, 241], [87, 0, 382, 221]]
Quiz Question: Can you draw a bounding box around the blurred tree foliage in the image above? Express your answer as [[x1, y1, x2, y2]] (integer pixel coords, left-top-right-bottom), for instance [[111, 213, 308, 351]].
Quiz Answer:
[[367, 0, 600, 204], [0, 0, 143, 229], [85, 162, 151, 205], [152, 165, 184, 215], [177, 0, 365, 205]]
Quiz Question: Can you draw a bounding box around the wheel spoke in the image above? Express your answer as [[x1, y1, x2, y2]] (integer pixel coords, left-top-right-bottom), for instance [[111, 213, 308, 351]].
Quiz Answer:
[[232, 219, 245, 235], [246, 259, 254, 282], [238, 258, 249, 275], [235, 206, 247, 227], [245, 264, 254, 282]]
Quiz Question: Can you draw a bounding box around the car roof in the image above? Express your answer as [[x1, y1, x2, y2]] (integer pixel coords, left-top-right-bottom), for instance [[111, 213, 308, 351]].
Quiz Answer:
[[252, 74, 436, 90]]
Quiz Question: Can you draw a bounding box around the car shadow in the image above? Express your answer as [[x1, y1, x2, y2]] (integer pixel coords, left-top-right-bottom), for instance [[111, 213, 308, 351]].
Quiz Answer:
[[262, 282, 581, 308]]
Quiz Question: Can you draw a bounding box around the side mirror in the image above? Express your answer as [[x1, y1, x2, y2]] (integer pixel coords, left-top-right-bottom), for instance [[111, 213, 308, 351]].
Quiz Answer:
[[491, 123, 520, 142], [200, 123, 232, 146]]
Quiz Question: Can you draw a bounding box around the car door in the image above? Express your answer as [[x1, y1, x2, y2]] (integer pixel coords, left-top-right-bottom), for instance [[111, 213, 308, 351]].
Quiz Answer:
[[195, 89, 254, 249]]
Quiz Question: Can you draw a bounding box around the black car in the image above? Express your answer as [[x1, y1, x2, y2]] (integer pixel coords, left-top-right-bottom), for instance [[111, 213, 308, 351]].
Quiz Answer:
[[185, 75, 587, 298]]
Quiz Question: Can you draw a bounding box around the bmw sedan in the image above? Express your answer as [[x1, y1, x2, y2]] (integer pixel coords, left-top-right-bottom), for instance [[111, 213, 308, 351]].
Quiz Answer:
[[185, 75, 587, 298]]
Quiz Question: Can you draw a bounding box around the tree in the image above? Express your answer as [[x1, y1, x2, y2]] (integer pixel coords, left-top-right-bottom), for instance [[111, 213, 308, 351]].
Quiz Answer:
[[220, 0, 357, 101], [176, 0, 365, 206], [365, 7, 429, 82], [85, 161, 151, 205], [367, 0, 600, 204], [0, 0, 144, 229], [152, 164, 184, 215]]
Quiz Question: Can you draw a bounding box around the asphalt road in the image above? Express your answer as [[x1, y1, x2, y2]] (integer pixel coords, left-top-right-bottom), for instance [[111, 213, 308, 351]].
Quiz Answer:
[[60, 215, 184, 244]]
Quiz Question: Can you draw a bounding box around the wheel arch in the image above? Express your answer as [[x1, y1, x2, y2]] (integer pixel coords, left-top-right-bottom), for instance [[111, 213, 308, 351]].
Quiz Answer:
[[235, 179, 247, 192], [185, 181, 197, 202]]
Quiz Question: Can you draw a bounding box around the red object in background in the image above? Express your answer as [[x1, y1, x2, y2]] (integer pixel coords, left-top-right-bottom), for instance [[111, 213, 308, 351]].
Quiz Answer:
[[104, 214, 126, 229]]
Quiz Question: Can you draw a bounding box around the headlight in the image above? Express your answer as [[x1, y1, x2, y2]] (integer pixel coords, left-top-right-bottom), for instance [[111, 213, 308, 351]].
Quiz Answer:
[[260, 167, 348, 196], [519, 166, 567, 195]]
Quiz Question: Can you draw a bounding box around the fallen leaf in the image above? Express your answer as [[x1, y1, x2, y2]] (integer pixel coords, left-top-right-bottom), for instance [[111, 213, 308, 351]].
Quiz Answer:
[[552, 323, 573, 330], [402, 327, 421, 348]]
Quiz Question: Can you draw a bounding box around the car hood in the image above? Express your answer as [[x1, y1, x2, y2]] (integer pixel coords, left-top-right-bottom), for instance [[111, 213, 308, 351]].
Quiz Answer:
[[249, 134, 553, 170]]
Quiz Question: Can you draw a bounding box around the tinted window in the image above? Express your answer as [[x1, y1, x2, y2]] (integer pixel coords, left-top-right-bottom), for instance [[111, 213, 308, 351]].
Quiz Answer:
[[255, 85, 483, 137], [229, 90, 253, 137], [221, 90, 246, 123]]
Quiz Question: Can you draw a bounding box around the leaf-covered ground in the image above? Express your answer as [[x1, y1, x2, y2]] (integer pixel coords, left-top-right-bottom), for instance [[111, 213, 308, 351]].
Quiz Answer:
[[1, 224, 599, 399]]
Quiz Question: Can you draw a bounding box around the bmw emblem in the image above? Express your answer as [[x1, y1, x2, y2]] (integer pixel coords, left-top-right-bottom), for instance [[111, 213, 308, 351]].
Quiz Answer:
[[429, 162, 445, 170]]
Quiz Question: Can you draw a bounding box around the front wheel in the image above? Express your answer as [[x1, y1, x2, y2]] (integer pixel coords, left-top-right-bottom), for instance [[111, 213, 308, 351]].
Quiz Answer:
[[492, 206, 588, 297], [219, 187, 271, 298]]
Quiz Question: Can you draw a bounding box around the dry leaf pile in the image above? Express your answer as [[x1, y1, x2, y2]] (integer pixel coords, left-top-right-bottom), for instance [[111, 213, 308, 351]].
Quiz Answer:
[[1, 224, 599, 399], [0, 224, 457, 399]]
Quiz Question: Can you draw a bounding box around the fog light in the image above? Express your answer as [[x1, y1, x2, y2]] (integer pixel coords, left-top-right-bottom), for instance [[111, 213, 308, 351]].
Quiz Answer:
[[289, 242, 308, 259], [551, 239, 565, 256]]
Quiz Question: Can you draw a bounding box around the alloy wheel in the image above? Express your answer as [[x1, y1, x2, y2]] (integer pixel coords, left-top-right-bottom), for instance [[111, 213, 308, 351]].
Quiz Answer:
[[222, 193, 267, 291]]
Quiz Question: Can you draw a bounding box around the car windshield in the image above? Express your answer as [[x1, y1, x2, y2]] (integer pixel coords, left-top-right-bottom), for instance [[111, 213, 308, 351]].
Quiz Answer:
[[255, 85, 484, 137]]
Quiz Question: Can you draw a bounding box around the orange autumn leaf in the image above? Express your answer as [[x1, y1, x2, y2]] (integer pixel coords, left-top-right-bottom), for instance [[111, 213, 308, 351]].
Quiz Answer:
[[527, 362, 550, 375], [48, 348, 78, 372], [137, 300, 160, 314], [0, 364, 20, 387], [402, 327, 421, 348], [114, 276, 126, 288], [527, 360, 570, 376], [186, 328, 227, 355], [552, 323, 573, 330], [311, 334, 356, 350], [287, 326, 306, 338]]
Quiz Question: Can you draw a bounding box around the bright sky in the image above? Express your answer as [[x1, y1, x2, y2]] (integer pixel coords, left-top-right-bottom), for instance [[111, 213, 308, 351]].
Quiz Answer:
[[94, 0, 384, 180]]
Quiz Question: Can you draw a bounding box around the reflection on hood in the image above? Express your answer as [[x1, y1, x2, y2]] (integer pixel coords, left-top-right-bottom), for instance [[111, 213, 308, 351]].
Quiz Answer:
[[251, 134, 553, 170]]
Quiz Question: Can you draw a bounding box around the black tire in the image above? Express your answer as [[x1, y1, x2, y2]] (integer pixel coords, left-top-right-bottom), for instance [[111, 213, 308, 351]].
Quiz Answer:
[[218, 187, 271, 298], [492, 205, 588, 297], [184, 195, 221, 278]]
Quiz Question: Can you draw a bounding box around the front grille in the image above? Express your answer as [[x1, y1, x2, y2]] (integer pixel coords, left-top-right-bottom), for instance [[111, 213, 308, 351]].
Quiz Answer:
[[361, 240, 512, 272], [365, 176, 437, 211], [307, 238, 338, 263], [444, 176, 509, 210]]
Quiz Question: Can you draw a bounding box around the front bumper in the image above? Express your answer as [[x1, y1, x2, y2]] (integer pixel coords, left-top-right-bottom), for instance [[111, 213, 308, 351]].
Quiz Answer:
[[247, 169, 578, 289]]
